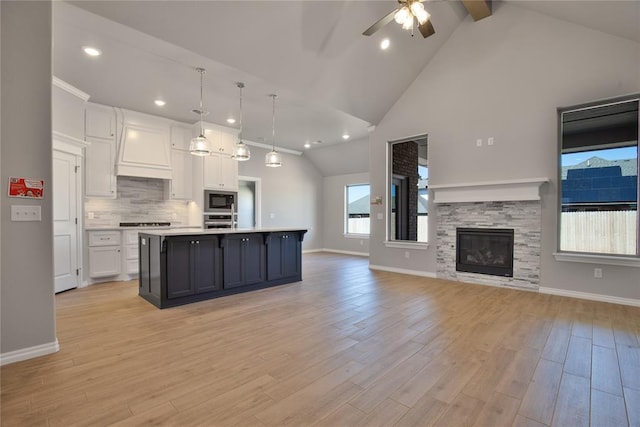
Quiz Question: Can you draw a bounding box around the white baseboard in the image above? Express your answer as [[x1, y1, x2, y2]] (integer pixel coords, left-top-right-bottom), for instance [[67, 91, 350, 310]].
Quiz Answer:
[[322, 249, 369, 257], [369, 264, 437, 278], [0, 339, 60, 366], [539, 287, 640, 307], [302, 249, 325, 254]]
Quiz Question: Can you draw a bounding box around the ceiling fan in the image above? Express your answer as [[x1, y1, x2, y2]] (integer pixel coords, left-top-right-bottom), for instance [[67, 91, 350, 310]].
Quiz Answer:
[[363, 0, 435, 39]]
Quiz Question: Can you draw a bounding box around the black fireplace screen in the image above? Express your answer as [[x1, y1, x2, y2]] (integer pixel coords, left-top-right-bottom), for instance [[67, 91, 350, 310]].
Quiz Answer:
[[456, 228, 514, 277]]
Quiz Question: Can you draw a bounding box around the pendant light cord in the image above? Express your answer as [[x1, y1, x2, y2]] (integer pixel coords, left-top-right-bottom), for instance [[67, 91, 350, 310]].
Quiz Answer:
[[238, 83, 244, 141], [271, 94, 277, 151], [198, 68, 205, 136]]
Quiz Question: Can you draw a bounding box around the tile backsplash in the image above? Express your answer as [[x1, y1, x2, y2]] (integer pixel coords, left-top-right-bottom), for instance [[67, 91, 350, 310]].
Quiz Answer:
[[84, 176, 190, 226]]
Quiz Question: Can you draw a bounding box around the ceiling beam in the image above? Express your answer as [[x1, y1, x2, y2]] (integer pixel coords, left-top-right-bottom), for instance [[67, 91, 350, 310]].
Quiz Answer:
[[462, 0, 492, 21]]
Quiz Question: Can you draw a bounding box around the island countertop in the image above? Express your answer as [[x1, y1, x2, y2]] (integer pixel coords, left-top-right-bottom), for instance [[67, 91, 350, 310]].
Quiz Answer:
[[139, 227, 308, 237]]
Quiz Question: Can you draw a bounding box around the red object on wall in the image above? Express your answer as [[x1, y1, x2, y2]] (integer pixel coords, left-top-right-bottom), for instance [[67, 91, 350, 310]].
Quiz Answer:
[[8, 177, 44, 199]]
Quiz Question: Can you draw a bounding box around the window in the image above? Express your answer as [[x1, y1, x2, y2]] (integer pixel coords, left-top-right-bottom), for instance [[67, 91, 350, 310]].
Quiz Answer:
[[388, 136, 428, 243], [559, 96, 639, 256], [346, 184, 370, 235]]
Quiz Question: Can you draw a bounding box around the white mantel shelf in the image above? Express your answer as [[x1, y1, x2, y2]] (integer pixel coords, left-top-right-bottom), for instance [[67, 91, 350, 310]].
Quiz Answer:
[[430, 178, 549, 204]]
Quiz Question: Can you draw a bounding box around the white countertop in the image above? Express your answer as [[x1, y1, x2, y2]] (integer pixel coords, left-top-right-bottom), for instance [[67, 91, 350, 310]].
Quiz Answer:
[[138, 227, 308, 237], [85, 225, 194, 231]]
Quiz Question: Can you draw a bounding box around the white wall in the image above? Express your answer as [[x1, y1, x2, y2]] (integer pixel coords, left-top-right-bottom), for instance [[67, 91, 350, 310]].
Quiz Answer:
[[323, 172, 370, 255], [304, 137, 369, 177], [238, 145, 324, 250], [369, 3, 640, 301], [1, 1, 58, 360]]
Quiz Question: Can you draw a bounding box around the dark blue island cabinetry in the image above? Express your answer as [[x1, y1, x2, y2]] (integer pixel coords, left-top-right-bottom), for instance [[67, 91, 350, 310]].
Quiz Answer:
[[138, 228, 306, 308]]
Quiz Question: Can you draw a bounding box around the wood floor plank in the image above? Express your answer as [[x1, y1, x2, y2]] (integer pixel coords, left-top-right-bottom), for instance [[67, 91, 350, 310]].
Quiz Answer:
[[472, 391, 520, 427], [2, 253, 640, 427], [617, 344, 640, 390], [624, 387, 640, 427], [590, 389, 629, 427], [518, 359, 564, 425], [563, 336, 592, 378], [591, 345, 623, 396], [550, 373, 590, 427]]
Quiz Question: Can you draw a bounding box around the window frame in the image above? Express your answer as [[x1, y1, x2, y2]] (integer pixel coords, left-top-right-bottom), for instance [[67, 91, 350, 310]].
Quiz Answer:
[[556, 94, 640, 264], [344, 183, 371, 236]]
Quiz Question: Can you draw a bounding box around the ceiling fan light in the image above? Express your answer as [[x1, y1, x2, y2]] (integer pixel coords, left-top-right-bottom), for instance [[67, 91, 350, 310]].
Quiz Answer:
[[416, 9, 430, 25], [189, 135, 211, 156], [265, 150, 282, 167], [235, 141, 250, 161], [410, 1, 425, 16], [402, 16, 414, 30], [394, 7, 410, 24]]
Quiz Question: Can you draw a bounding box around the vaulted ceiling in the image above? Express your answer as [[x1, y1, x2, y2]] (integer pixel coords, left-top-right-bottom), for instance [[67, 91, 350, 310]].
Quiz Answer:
[[53, 1, 640, 155]]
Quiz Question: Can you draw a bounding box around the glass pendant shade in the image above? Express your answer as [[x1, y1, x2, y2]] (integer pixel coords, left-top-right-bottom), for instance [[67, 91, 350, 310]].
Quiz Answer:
[[265, 150, 282, 167], [235, 141, 250, 161], [190, 134, 211, 156]]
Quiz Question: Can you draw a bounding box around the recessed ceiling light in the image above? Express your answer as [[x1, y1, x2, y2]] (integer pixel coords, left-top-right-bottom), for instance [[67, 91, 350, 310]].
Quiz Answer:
[[380, 38, 390, 50], [227, 118, 236, 124], [342, 133, 350, 140], [154, 99, 166, 107], [82, 46, 102, 57], [304, 143, 311, 149]]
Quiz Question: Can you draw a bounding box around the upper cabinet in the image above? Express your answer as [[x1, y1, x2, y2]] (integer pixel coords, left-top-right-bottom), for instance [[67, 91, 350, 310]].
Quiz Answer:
[[194, 121, 238, 156], [166, 123, 193, 200], [85, 102, 117, 198], [86, 102, 116, 140], [52, 77, 89, 144]]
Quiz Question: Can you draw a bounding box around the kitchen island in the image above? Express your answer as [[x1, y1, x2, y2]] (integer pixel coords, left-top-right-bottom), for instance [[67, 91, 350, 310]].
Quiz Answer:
[[138, 228, 307, 308]]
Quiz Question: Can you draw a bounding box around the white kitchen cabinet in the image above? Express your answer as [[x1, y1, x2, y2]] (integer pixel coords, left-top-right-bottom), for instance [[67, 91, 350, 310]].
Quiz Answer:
[[167, 149, 193, 200], [170, 124, 192, 150], [216, 131, 236, 156], [88, 231, 122, 278], [85, 103, 115, 140], [203, 154, 238, 191], [85, 136, 117, 198], [123, 230, 139, 275]]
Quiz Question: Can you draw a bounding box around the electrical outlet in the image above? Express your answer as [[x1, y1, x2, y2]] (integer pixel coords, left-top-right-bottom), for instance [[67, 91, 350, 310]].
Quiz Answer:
[[594, 268, 603, 279], [476, 139, 482, 147], [87, 212, 95, 219], [488, 137, 494, 146], [404, 251, 410, 259], [377, 213, 383, 220], [270, 213, 275, 219], [360, 240, 364, 246]]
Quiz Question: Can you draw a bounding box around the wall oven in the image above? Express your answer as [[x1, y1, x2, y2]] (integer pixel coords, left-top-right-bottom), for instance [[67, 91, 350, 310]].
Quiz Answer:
[[203, 190, 237, 229]]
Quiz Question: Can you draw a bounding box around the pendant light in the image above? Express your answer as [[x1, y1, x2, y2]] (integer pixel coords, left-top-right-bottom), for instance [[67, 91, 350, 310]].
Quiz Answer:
[[265, 94, 282, 168], [234, 82, 250, 161], [189, 67, 212, 156]]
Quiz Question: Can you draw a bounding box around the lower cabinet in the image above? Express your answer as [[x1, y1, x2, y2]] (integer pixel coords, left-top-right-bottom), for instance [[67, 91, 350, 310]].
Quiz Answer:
[[266, 232, 301, 281], [89, 246, 122, 278], [166, 236, 221, 299], [222, 234, 265, 289]]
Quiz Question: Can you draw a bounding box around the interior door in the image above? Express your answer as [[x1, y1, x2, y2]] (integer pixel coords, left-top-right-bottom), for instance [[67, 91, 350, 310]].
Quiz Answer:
[[53, 150, 80, 293]]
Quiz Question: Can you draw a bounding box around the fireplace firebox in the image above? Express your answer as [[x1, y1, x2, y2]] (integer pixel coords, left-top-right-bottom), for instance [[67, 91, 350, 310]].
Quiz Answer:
[[456, 228, 514, 277]]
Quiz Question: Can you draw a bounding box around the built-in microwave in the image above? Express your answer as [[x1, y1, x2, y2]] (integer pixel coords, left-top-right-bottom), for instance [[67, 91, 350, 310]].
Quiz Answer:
[[204, 190, 236, 213]]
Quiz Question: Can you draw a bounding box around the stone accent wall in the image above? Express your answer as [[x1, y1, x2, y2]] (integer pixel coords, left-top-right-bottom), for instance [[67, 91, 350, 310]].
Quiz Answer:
[[85, 176, 189, 227], [436, 201, 541, 290]]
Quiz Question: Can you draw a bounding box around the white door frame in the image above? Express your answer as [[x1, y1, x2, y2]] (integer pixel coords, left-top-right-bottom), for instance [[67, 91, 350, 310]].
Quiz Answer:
[[53, 132, 87, 289], [238, 175, 262, 228]]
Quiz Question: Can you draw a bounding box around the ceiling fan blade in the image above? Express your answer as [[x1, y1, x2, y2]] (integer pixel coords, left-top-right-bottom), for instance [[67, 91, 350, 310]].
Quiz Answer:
[[418, 20, 435, 38], [362, 8, 399, 36]]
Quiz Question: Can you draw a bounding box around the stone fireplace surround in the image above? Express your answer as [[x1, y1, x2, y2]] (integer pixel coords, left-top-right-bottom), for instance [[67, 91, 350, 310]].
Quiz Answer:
[[431, 178, 548, 291]]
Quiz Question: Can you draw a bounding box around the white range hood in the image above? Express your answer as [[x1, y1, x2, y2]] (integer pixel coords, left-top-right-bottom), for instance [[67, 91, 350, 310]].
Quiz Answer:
[[115, 108, 172, 179]]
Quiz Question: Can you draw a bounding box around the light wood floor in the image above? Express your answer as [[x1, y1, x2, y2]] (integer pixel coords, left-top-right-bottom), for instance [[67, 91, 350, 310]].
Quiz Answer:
[[2, 252, 640, 426]]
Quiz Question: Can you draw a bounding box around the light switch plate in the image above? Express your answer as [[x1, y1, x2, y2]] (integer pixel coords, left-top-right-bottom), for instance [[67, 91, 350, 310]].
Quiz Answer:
[[11, 205, 41, 221]]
